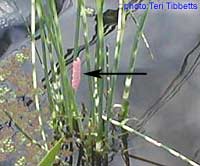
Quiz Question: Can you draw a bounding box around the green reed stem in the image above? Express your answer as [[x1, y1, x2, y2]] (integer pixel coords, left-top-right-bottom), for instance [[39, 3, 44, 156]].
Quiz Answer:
[[35, 1, 57, 130], [95, 0, 105, 139], [129, 11, 154, 59], [107, 0, 127, 123], [73, 0, 81, 60], [121, 2, 150, 118], [79, 0, 94, 112], [36, 0, 83, 137], [31, 0, 48, 151]]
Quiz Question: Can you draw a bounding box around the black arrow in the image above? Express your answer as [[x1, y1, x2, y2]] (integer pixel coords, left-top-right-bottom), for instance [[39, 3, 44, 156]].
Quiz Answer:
[[84, 69, 147, 78]]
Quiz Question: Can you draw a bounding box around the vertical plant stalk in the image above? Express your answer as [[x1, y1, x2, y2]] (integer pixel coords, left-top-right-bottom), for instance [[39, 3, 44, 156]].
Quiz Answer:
[[104, 45, 111, 129], [92, 0, 107, 164], [73, 0, 81, 60], [79, 5, 97, 163], [107, 0, 127, 125], [31, 0, 48, 151], [36, 1, 85, 164], [49, 0, 78, 133], [95, 0, 105, 140], [12, 0, 43, 64], [103, 45, 110, 165], [51, 1, 85, 148], [120, 3, 150, 166], [80, 0, 94, 113], [97, 0, 126, 163], [129, 12, 154, 59], [122, 4, 149, 105], [35, 0, 61, 135]]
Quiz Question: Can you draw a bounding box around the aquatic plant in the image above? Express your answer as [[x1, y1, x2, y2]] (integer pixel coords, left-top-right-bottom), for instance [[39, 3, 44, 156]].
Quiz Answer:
[[1, 0, 200, 166]]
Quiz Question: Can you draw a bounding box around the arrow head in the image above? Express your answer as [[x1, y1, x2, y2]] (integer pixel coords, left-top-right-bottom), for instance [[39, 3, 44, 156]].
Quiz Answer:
[[84, 69, 102, 78]]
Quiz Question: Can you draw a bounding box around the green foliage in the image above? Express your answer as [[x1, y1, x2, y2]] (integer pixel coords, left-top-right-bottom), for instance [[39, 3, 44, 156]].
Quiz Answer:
[[1, 0, 198, 165], [38, 137, 63, 166]]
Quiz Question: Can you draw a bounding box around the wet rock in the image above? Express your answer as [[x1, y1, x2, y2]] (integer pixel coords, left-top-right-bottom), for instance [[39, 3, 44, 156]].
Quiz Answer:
[[0, 0, 71, 58]]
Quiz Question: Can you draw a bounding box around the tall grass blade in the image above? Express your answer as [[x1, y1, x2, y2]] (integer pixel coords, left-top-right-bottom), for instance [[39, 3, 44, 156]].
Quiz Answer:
[[31, 0, 48, 151]]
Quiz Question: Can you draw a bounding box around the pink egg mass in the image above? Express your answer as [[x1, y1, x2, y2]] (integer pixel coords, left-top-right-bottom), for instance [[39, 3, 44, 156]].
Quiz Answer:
[[71, 57, 81, 91]]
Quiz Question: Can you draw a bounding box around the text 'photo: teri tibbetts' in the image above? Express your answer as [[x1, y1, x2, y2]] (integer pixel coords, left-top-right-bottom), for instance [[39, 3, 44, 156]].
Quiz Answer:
[[124, 1, 198, 11]]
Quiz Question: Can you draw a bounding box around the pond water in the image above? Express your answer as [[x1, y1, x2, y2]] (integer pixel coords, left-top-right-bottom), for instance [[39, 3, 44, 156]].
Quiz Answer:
[[1, 0, 200, 165]]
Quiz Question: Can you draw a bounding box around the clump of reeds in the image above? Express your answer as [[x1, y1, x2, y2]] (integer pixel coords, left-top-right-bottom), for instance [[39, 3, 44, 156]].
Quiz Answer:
[[30, 0, 200, 166], [1, 0, 199, 166], [32, 0, 149, 165]]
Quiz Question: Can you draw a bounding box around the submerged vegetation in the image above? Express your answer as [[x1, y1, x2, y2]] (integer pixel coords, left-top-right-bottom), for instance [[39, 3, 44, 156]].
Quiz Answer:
[[0, 0, 200, 166]]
